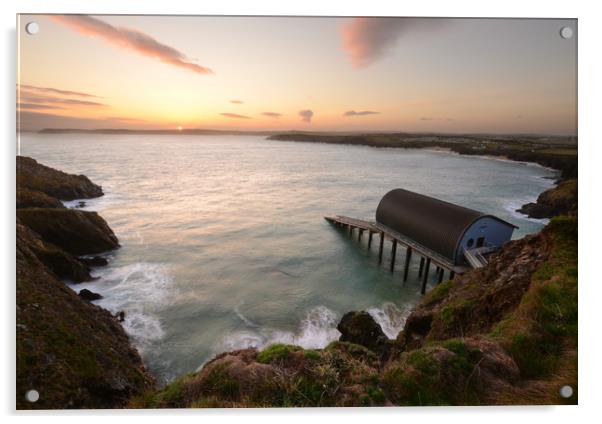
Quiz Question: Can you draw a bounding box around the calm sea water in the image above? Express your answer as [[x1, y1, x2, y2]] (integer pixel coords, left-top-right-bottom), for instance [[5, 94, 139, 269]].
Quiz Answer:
[[19, 134, 556, 384]]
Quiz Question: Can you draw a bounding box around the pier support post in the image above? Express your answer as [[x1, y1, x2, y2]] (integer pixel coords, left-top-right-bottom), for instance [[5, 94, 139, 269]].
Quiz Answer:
[[418, 257, 425, 277], [378, 232, 385, 264], [437, 268, 444, 284], [368, 231, 373, 248], [450, 270, 455, 280], [358, 229, 363, 242], [421, 258, 431, 295], [390, 240, 397, 272], [403, 247, 413, 282]]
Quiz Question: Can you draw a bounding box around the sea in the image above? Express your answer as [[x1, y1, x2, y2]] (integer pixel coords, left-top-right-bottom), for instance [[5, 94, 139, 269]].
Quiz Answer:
[[19, 133, 557, 384]]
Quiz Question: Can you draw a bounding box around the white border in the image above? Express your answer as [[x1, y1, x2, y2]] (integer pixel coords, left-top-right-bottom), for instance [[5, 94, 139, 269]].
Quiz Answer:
[[2, 1, 599, 423]]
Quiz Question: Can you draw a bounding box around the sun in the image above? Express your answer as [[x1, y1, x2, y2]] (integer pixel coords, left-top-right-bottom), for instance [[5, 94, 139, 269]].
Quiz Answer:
[[177, 125, 183, 131]]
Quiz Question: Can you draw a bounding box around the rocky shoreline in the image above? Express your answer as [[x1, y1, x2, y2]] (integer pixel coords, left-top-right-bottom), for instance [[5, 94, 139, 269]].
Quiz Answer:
[[16, 152, 577, 408], [16, 156, 153, 409]]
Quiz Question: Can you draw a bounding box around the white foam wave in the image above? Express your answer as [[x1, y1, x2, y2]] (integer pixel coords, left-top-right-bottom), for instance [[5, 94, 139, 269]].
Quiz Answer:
[[367, 302, 410, 339], [83, 262, 174, 352], [503, 199, 550, 224], [222, 305, 341, 352]]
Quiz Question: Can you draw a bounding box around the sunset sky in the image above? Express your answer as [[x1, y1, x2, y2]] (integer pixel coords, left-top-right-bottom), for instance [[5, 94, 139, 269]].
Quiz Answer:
[[17, 15, 577, 135]]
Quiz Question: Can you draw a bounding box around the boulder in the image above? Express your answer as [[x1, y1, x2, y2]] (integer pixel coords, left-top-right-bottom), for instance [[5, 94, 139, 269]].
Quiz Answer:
[[79, 256, 109, 267], [337, 311, 389, 352], [17, 156, 103, 200], [17, 208, 119, 255], [78, 289, 103, 301]]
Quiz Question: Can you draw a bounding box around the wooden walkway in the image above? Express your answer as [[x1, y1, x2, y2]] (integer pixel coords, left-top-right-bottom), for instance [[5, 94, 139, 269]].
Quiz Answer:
[[325, 215, 469, 294]]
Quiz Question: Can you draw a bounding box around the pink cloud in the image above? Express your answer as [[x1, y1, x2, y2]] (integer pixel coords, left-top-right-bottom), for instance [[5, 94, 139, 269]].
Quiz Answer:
[[18, 84, 100, 98], [50, 15, 213, 75], [261, 112, 282, 118], [220, 113, 252, 119], [299, 110, 314, 123], [341, 18, 444, 68], [230, 99, 244, 104], [344, 110, 379, 117]]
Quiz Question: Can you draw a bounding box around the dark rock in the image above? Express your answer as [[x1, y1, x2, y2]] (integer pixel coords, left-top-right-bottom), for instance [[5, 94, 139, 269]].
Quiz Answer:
[[17, 208, 119, 255], [28, 236, 93, 283], [116, 311, 125, 322], [17, 156, 103, 200], [78, 289, 103, 301], [337, 311, 389, 352], [79, 256, 109, 267]]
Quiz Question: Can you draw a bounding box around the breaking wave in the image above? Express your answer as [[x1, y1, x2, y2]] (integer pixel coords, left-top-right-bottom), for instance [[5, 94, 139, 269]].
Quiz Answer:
[[79, 262, 174, 353]]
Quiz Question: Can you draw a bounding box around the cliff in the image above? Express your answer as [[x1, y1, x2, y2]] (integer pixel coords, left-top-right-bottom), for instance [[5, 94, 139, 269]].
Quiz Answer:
[[16, 156, 153, 409], [134, 216, 577, 407]]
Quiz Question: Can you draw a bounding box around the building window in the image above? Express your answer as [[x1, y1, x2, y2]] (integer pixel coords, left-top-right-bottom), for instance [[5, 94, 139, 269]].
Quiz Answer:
[[467, 238, 474, 247]]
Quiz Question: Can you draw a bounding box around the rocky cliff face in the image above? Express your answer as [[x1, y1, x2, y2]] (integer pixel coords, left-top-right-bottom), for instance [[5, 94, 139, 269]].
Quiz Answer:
[[517, 179, 577, 219], [135, 216, 577, 407], [16, 156, 153, 409]]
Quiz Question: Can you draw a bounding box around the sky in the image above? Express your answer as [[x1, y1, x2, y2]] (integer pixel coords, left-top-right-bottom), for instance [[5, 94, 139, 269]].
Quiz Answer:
[[17, 15, 577, 135]]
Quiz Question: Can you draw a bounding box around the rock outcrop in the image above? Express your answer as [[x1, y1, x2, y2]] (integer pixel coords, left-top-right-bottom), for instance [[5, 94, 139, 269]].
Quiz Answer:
[[517, 179, 577, 219], [17, 223, 152, 409], [17, 208, 119, 255], [16, 157, 153, 409], [17, 155, 103, 200]]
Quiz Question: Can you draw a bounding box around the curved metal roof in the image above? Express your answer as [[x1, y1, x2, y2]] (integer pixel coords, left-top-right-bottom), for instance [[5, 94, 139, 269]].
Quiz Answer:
[[375, 188, 516, 261]]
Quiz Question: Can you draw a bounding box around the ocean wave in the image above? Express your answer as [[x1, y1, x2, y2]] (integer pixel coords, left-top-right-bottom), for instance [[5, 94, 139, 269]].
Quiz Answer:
[[367, 302, 410, 339], [221, 305, 341, 352], [221, 301, 410, 357], [503, 199, 550, 224], [81, 262, 174, 352]]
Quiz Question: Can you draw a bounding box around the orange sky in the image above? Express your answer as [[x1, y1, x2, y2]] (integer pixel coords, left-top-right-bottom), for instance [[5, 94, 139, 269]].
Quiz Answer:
[[17, 15, 577, 135]]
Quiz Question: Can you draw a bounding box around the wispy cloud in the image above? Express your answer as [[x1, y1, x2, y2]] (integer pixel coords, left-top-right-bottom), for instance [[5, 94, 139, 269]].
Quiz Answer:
[[261, 112, 282, 119], [230, 99, 244, 104], [20, 94, 107, 108], [344, 110, 379, 117], [341, 18, 444, 68], [18, 84, 100, 98], [50, 15, 213, 75], [299, 110, 314, 123], [17, 102, 65, 111], [220, 113, 252, 119]]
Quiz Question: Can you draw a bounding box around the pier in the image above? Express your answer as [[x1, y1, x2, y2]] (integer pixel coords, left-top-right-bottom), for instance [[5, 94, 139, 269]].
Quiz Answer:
[[324, 215, 468, 294]]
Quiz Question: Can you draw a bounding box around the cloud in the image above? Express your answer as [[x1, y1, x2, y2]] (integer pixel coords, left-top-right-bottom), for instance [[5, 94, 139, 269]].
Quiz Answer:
[[230, 99, 244, 104], [20, 94, 107, 108], [220, 113, 252, 119], [18, 84, 100, 98], [419, 117, 433, 121], [50, 15, 213, 75], [299, 110, 314, 123], [261, 112, 282, 118], [344, 110, 379, 117], [341, 17, 444, 68], [17, 102, 65, 110]]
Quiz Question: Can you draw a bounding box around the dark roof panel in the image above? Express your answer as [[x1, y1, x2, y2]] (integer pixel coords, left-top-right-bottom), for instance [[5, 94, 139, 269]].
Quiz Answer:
[[375, 188, 515, 261]]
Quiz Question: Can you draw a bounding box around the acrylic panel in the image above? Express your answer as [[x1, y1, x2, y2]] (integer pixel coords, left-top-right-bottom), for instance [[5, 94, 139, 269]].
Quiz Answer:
[[16, 15, 577, 409]]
